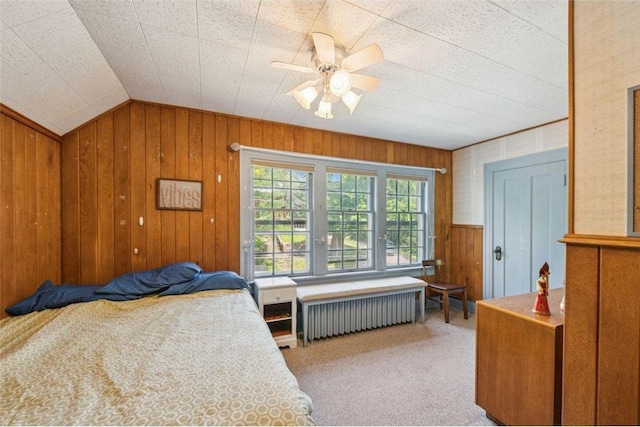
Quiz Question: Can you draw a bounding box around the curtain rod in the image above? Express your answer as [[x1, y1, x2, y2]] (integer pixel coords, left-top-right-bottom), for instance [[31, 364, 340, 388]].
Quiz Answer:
[[229, 143, 447, 174]]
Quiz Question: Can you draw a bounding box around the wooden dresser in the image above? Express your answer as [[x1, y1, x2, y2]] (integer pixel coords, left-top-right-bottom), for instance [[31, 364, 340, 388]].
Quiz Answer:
[[475, 288, 564, 425]]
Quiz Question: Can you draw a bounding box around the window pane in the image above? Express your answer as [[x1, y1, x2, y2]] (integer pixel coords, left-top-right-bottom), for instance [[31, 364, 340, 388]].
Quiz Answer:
[[325, 172, 374, 273], [386, 178, 426, 268], [252, 165, 311, 277]]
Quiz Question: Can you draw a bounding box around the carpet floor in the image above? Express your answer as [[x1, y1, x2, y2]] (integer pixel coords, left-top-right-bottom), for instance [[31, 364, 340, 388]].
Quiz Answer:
[[282, 307, 497, 426]]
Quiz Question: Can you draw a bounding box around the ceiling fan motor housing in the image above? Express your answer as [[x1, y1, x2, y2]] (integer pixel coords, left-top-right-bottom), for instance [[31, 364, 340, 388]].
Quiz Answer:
[[312, 45, 347, 72]]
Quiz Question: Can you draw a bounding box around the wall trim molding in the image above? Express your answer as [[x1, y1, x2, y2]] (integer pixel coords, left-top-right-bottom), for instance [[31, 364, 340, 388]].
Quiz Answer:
[[561, 233, 640, 248], [0, 104, 62, 142]]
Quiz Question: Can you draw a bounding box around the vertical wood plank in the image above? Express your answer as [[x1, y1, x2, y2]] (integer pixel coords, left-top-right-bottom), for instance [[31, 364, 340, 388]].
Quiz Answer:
[[174, 108, 190, 262], [263, 121, 274, 150], [113, 104, 131, 276], [145, 105, 162, 268], [189, 110, 203, 266], [201, 112, 216, 271], [362, 137, 373, 162], [129, 102, 146, 271], [1, 116, 15, 310], [0, 115, 4, 312], [62, 130, 80, 282], [303, 128, 314, 154], [634, 90, 639, 232], [79, 123, 98, 283], [472, 227, 483, 300], [283, 125, 294, 152], [227, 116, 240, 273], [13, 122, 27, 297], [372, 139, 386, 163], [348, 135, 359, 160], [339, 133, 350, 159], [273, 123, 284, 151], [321, 132, 332, 157], [36, 134, 56, 284], [96, 114, 114, 283], [293, 126, 304, 154], [312, 129, 323, 155], [48, 135, 62, 284], [24, 127, 38, 292], [331, 133, 341, 157], [240, 118, 251, 149], [214, 115, 229, 270], [597, 247, 640, 425], [160, 106, 176, 266], [562, 244, 599, 425], [251, 119, 263, 148]]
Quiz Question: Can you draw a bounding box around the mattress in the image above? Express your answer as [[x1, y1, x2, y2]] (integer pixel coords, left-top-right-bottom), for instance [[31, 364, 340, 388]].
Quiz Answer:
[[0, 289, 314, 425]]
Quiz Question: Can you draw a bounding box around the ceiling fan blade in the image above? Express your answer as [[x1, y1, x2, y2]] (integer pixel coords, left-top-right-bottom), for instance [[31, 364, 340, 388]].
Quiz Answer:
[[312, 32, 335, 65], [349, 73, 380, 92], [285, 78, 321, 96], [271, 61, 317, 74], [342, 44, 384, 72]]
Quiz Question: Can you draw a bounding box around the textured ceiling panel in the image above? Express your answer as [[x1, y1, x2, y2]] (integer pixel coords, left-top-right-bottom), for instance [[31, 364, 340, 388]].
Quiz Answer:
[[0, 0, 569, 150], [72, 8, 163, 103], [133, 0, 198, 37], [310, 1, 379, 50]]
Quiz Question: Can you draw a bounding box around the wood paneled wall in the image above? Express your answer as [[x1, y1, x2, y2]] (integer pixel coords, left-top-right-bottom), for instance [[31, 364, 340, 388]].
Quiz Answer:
[[0, 108, 61, 318], [450, 225, 483, 301], [61, 100, 453, 285], [562, 236, 640, 425]]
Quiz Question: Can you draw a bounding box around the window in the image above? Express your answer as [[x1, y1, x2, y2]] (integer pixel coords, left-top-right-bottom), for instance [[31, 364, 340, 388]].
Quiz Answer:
[[326, 170, 375, 272], [385, 176, 427, 267], [252, 163, 312, 277], [240, 150, 434, 281]]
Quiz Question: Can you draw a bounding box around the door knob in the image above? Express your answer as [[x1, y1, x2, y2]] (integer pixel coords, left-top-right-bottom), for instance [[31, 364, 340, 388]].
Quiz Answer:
[[493, 246, 502, 261]]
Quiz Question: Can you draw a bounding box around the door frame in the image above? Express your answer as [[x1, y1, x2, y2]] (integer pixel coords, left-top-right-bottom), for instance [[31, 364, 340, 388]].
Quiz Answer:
[[483, 147, 568, 300]]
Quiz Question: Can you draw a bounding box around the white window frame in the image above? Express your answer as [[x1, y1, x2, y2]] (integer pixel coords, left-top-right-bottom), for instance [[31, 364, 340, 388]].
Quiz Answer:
[[239, 148, 436, 284]]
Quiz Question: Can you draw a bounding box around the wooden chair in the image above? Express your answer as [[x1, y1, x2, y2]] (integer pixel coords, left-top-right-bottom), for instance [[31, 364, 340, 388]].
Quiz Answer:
[[422, 259, 468, 323]]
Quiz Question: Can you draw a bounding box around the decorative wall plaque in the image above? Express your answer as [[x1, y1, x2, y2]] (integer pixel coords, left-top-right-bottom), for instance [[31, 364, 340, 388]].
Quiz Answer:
[[156, 179, 202, 211]]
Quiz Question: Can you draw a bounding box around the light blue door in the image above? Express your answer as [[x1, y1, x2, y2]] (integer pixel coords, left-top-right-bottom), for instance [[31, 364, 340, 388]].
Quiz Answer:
[[485, 149, 567, 298]]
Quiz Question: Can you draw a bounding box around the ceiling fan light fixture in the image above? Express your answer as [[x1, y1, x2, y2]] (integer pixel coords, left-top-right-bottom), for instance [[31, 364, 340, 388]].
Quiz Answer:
[[341, 91, 361, 114], [293, 86, 319, 110], [315, 100, 333, 119], [329, 69, 351, 97]]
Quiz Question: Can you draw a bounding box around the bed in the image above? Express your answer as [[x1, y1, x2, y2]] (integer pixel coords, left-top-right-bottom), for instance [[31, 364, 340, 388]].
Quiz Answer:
[[0, 263, 314, 425]]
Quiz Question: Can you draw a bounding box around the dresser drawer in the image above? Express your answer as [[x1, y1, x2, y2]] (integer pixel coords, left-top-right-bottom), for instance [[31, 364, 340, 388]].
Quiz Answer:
[[261, 287, 296, 305]]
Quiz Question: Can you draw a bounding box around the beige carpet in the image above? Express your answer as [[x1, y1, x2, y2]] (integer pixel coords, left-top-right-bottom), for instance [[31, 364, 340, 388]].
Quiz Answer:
[[282, 307, 497, 426]]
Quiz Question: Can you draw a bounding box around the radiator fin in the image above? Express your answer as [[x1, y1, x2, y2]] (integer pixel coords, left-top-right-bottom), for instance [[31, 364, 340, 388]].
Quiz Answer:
[[307, 293, 415, 341]]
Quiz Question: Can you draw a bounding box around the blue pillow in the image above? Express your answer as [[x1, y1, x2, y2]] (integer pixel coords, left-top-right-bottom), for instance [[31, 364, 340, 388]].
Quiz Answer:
[[159, 271, 249, 296], [96, 262, 203, 296], [5, 281, 134, 316]]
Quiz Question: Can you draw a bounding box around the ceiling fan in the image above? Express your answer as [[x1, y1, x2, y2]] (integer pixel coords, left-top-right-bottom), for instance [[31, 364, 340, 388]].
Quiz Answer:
[[272, 33, 384, 119]]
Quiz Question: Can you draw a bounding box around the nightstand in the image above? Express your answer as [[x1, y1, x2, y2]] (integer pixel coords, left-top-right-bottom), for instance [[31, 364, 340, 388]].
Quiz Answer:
[[253, 277, 297, 349]]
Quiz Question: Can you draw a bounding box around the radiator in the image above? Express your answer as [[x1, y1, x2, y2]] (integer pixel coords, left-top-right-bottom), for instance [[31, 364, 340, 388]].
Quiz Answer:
[[306, 292, 416, 342]]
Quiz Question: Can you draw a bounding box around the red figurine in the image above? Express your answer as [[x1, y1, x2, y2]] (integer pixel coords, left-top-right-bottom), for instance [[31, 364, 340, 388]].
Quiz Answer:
[[532, 262, 551, 316]]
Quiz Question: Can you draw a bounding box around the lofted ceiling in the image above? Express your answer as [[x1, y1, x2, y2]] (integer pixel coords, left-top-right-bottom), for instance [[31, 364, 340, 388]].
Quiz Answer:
[[0, 0, 568, 150]]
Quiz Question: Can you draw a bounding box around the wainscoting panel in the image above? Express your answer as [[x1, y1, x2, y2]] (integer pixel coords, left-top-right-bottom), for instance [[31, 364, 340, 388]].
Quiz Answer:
[[57, 100, 452, 286], [1, 108, 61, 319], [450, 225, 483, 301], [562, 236, 640, 425]]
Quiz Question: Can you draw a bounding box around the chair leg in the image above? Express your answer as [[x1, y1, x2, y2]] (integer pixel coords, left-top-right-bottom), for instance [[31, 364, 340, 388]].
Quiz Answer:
[[443, 291, 450, 323], [462, 289, 468, 320]]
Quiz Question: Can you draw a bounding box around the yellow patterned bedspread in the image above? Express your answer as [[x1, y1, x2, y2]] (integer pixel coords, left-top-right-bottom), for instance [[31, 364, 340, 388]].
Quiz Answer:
[[0, 289, 314, 425]]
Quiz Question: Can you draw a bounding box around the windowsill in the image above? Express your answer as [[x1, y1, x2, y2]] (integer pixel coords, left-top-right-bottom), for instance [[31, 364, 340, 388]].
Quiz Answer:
[[289, 266, 424, 286]]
